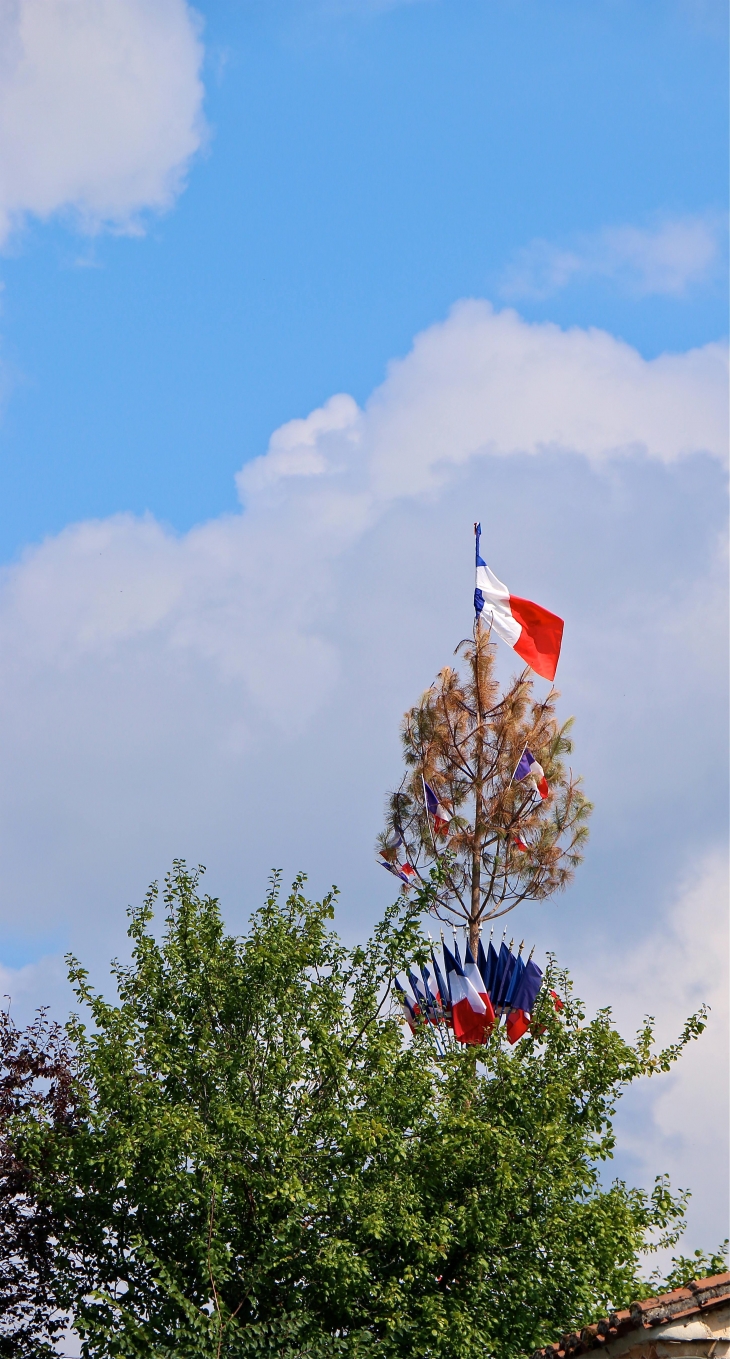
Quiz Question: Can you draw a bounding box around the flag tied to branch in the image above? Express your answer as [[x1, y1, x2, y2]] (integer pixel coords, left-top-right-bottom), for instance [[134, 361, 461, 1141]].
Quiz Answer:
[[514, 748, 549, 800], [378, 832, 418, 886], [396, 939, 563, 1047], [377, 709, 550, 896], [423, 779, 452, 836], [474, 523, 563, 682]]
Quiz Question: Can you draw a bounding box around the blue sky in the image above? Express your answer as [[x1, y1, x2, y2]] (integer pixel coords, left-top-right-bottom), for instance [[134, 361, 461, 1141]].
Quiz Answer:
[[0, 0, 727, 1263], [0, 0, 726, 555]]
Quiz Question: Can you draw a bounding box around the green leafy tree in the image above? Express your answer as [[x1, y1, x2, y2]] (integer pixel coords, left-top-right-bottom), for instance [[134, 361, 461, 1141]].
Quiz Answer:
[[3, 862, 712, 1358], [378, 627, 591, 951], [649, 1242, 729, 1294]]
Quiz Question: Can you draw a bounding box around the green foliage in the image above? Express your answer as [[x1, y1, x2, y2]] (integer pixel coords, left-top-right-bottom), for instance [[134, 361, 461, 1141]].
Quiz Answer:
[[653, 1241, 729, 1293], [8, 864, 709, 1358]]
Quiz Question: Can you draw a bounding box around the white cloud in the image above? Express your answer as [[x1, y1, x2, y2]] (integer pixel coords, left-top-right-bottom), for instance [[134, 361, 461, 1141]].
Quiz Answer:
[[0, 302, 723, 766], [580, 851, 729, 1260], [0, 302, 726, 1246], [239, 304, 727, 512], [502, 214, 726, 300], [0, 0, 206, 242], [0, 953, 68, 1021], [240, 394, 361, 493], [0, 304, 719, 742]]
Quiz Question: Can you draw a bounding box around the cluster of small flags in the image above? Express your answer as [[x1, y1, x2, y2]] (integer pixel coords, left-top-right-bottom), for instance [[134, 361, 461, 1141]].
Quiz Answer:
[[378, 758, 550, 886], [394, 936, 563, 1047]]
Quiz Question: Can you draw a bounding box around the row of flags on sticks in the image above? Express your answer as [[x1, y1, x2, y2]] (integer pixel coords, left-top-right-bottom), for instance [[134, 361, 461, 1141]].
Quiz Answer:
[[394, 935, 563, 1048], [379, 750, 550, 886]]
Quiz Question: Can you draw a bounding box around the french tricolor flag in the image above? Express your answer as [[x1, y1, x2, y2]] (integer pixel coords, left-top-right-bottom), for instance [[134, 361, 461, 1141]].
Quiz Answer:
[[394, 977, 419, 1033], [431, 948, 452, 1023], [378, 832, 418, 887], [463, 943, 495, 1029], [514, 749, 549, 801], [380, 858, 417, 886], [422, 779, 452, 836], [474, 524, 563, 682], [443, 943, 492, 1045]]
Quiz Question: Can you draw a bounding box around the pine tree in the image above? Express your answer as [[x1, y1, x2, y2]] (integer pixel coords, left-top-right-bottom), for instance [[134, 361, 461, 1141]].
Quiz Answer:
[[378, 622, 591, 951]]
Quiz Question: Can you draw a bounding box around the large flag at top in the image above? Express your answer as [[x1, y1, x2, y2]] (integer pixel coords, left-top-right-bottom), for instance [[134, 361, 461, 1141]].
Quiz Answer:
[[474, 523, 563, 682]]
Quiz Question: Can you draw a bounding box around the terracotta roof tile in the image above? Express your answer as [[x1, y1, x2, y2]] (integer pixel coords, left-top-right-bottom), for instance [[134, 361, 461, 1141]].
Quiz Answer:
[[531, 1273, 730, 1359]]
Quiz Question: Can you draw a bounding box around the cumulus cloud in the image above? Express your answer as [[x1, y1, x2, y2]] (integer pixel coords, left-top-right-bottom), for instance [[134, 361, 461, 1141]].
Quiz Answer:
[[502, 214, 726, 300], [0, 0, 205, 242], [0, 302, 726, 1246], [238, 304, 727, 512], [0, 304, 720, 749], [579, 851, 729, 1258]]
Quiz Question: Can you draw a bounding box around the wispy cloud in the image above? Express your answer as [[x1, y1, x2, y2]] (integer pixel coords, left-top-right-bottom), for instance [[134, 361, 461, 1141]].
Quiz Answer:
[[501, 214, 726, 300]]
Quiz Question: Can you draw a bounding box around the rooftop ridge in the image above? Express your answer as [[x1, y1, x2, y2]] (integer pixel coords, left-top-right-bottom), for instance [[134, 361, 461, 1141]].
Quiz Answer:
[[532, 1272, 730, 1359]]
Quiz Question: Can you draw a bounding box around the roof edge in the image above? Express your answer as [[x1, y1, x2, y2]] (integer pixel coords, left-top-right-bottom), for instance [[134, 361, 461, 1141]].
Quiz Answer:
[[532, 1273, 730, 1359]]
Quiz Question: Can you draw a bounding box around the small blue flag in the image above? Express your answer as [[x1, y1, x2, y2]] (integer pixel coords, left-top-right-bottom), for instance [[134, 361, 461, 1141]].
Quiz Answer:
[[495, 947, 517, 1008], [504, 954, 525, 1009], [431, 949, 450, 1014], [511, 958, 543, 1014], [492, 941, 510, 1003]]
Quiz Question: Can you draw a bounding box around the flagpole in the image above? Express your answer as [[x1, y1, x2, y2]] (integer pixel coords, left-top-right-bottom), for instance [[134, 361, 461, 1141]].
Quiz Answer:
[[471, 521, 487, 956], [439, 930, 456, 1051]]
